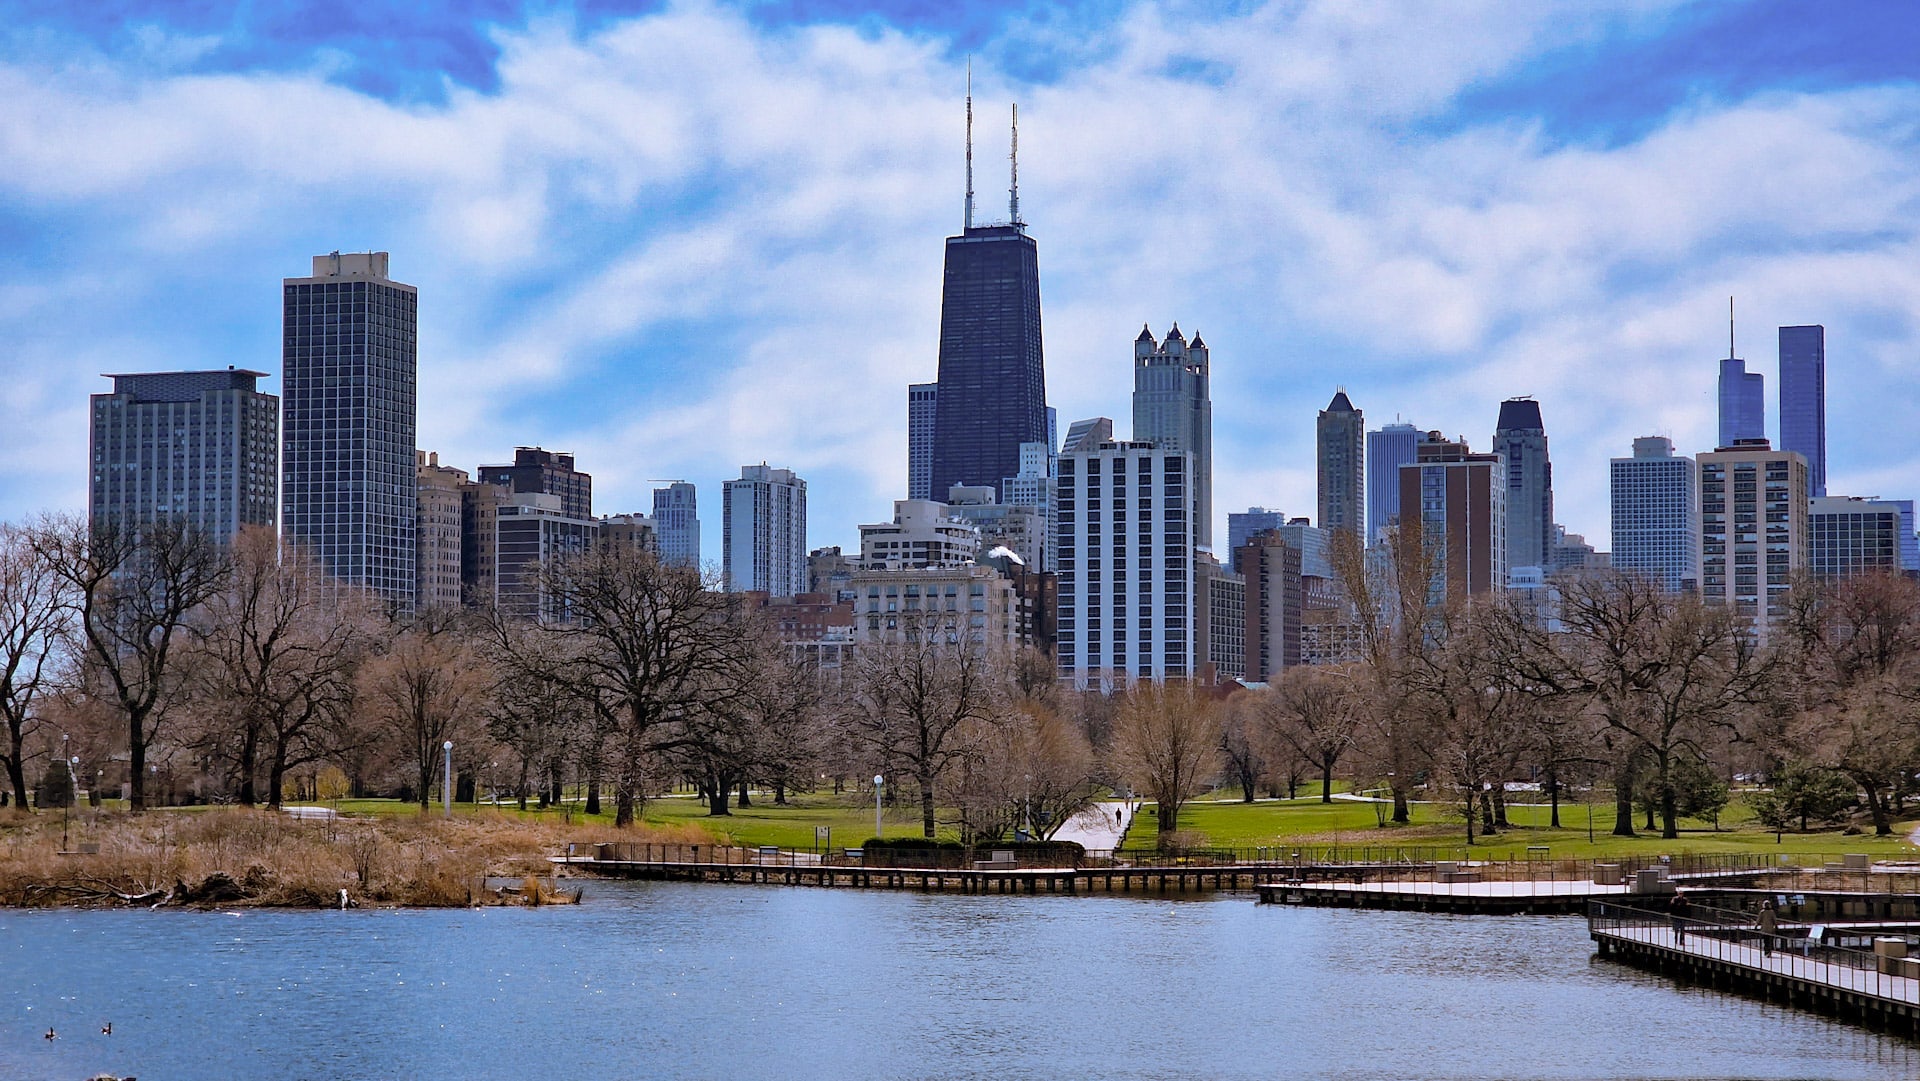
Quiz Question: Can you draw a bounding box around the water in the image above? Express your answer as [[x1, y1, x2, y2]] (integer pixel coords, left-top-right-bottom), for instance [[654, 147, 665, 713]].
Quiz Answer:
[[4, 881, 1916, 1080]]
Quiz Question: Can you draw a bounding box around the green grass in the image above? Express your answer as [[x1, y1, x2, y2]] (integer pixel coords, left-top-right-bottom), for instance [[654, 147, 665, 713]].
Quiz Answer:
[[1121, 791, 1920, 860]]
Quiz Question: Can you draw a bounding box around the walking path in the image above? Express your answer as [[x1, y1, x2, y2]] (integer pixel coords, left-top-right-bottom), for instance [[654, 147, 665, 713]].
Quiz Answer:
[[1051, 800, 1133, 852]]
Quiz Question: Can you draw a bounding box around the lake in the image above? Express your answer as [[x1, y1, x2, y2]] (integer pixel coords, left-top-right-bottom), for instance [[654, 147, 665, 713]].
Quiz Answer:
[[4, 881, 1916, 1080]]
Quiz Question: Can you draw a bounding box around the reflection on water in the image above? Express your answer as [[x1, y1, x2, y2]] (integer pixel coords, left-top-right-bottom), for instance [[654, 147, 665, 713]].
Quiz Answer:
[[3, 882, 1916, 1081]]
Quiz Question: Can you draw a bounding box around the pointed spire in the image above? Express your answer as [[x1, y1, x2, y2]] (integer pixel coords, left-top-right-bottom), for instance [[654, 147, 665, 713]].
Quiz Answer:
[[964, 59, 974, 230], [1167, 322, 1184, 342], [1728, 295, 1736, 359], [1009, 102, 1021, 226], [1136, 323, 1155, 343]]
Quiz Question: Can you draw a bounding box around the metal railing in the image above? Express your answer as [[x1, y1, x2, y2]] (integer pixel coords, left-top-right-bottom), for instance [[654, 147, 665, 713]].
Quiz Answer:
[[1590, 898, 1920, 1005]]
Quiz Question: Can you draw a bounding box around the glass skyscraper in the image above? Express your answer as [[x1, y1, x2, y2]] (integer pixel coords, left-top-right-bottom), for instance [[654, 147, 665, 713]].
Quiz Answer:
[[1717, 356, 1764, 448], [1315, 391, 1363, 541], [1366, 422, 1422, 542], [281, 252, 418, 605], [1779, 324, 1827, 497], [1493, 398, 1553, 573], [1132, 325, 1211, 549], [1609, 436, 1697, 593], [928, 222, 1048, 502], [652, 481, 701, 569], [90, 369, 279, 542]]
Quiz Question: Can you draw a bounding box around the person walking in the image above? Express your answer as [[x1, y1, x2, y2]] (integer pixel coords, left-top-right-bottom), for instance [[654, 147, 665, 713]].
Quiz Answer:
[[1757, 898, 1778, 958], [1669, 890, 1691, 945]]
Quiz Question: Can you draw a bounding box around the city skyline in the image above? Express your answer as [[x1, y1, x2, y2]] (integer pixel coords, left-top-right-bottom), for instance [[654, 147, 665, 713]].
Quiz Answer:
[[7, 4, 1920, 563]]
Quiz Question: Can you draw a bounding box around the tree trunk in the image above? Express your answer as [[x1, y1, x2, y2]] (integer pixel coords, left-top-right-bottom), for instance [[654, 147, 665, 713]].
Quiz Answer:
[[1479, 788, 1498, 834], [237, 722, 259, 807], [267, 759, 287, 810], [1612, 758, 1636, 837], [5, 754, 29, 814], [1321, 761, 1335, 803], [918, 772, 937, 839], [1464, 792, 1476, 845], [708, 775, 733, 816], [1491, 786, 1509, 828], [128, 707, 149, 812], [614, 781, 634, 827], [585, 775, 601, 816], [1867, 786, 1893, 836], [1547, 770, 1561, 829], [737, 780, 751, 808], [1391, 784, 1409, 824]]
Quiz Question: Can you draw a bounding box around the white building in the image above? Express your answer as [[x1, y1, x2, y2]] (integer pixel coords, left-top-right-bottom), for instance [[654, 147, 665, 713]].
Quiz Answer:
[[945, 485, 1048, 571], [1697, 439, 1807, 642], [723, 463, 807, 596], [1610, 436, 1698, 593], [995, 440, 1058, 571], [1056, 439, 1196, 688], [849, 564, 1018, 649], [858, 499, 980, 569]]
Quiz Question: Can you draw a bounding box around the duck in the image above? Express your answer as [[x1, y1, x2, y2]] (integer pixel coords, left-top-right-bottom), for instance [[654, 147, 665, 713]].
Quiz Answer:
[[102, 1021, 113, 1035], [43, 1027, 55, 1040]]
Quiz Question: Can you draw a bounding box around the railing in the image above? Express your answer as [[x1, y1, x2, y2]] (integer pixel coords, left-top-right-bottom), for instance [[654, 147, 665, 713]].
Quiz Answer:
[[1590, 898, 1920, 1006]]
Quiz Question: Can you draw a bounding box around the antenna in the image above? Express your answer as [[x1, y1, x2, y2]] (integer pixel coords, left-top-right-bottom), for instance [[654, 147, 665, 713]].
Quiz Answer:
[[964, 59, 975, 230], [1728, 295, 1735, 359], [1009, 102, 1021, 226]]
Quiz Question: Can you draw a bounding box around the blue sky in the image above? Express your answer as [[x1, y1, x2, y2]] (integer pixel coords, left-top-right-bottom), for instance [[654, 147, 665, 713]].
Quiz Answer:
[[6, 0, 1920, 564]]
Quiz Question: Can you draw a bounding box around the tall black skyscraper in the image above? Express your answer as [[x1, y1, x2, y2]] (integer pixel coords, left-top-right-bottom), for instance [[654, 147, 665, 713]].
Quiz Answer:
[[282, 251, 418, 605], [928, 97, 1048, 501], [1779, 324, 1826, 497]]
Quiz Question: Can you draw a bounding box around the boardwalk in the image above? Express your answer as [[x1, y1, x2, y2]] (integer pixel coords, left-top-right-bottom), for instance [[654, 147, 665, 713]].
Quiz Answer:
[[1591, 900, 1920, 1035], [1260, 877, 1632, 914]]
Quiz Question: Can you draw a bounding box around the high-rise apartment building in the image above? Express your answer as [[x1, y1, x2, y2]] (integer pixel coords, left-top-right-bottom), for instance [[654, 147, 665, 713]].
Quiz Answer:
[[1055, 440, 1195, 688], [415, 452, 468, 611], [1779, 325, 1827, 497], [1718, 325, 1765, 450], [1236, 531, 1303, 681], [946, 485, 1048, 571], [281, 251, 418, 605], [1061, 417, 1113, 454], [90, 369, 279, 543], [1316, 391, 1363, 541], [1399, 435, 1505, 602], [907, 382, 938, 501], [722, 464, 807, 596], [491, 493, 598, 621], [1809, 496, 1918, 579], [1366, 422, 1422, 542], [858, 499, 981, 569], [1610, 436, 1698, 592], [651, 481, 700, 569], [478, 447, 591, 521], [995, 439, 1058, 571], [1227, 508, 1288, 555], [1132, 324, 1212, 550], [1697, 439, 1808, 642], [1493, 398, 1553, 573]]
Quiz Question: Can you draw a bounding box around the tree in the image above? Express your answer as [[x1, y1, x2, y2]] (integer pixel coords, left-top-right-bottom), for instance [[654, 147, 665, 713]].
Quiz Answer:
[[531, 544, 755, 826], [1328, 522, 1437, 823], [1402, 601, 1529, 843], [1260, 665, 1361, 803], [1749, 761, 1857, 832], [676, 621, 823, 817], [1110, 682, 1222, 846], [0, 524, 73, 811], [843, 610, 1010, 839], [1632, 751, 1729, 827], [30, 515, 227, 811], [358, 613, 493, 811], [194, 528, 369, 806]]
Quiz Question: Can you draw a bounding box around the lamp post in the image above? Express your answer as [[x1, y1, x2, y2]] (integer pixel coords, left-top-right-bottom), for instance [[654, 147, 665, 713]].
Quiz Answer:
[[63, 755, 78, 851], [442, 741, 454, 820], [873, 774, 884, 840]]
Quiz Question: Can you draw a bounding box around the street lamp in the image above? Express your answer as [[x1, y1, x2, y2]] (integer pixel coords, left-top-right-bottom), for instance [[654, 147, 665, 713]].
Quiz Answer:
[[873, 774, 884, 840], [62, 755, 78, 852], [442, 741, 454, 819]]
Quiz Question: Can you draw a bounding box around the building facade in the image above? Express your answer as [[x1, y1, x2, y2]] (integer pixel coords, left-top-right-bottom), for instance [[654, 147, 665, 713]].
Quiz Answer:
[[1366, 422, 1422, 542], [1055, 440, 1196, 687], [993, 440, 1058, 571], [849, 564, 1020, 650], [723, 464, 807, 596], [1809, 496, 1918, 579], [1697, 439, 1808, 642], [1133, 324, 1212, 550], [478, 447, 591, 521], [281, 251, 418, 605], [1316, 391, 1364, 541], [907, 382, 938, 501], [928, 223, 1048, 503], [651, 481, 700, 569], [1399, 435, 1505, 602], [1779, 324, 1827, 497], [1718, 356, 1765, 449], [1493, 398, 1553, 573], [1610, 436, 1698, 592], [490, 494, 598, 621], [415, 451, 468, 610], [858, 499, 981, 569], [1227, 508, 1287, 555], [90, 369, 278, 543], [1236, 531, 1303, 681]]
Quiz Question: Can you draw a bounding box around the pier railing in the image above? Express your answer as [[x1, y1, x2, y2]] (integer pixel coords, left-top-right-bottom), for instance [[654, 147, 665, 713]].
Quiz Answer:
[[1590, 898, 1920, 1005]]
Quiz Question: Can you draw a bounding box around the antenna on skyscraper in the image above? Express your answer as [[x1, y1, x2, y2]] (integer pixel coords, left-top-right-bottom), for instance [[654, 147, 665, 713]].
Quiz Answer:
[[1009, 102, 1021, 226], [1728, 295, 1736, 359], [964, 59, 975, 230]]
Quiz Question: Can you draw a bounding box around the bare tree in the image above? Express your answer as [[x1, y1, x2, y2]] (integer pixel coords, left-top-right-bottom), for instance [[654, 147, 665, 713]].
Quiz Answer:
[[358, 612, 493, 811], [0, 524, 73, 810], [1402, 602, 1529, 843], [1328, 523, 1436, 823], [1110, 682, 1222, 846], [1260, 664, 1362, 803], [30, 515, 227, 811], [843, 610, 1010, 839]]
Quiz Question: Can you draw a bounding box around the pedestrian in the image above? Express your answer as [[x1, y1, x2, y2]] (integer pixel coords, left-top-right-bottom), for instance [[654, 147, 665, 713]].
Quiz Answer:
[[1669, 890, 1691, 945], [1757, 898, 1778, 957]]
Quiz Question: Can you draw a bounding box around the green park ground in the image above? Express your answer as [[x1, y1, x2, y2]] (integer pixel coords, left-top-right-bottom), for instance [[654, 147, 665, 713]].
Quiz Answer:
[[297, 785, 1920, 862]]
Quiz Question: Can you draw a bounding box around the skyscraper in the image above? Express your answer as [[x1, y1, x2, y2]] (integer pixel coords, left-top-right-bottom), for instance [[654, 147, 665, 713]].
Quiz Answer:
[[1779, 324, 1827, 497], [1132, 324, 1212, 549], [1718, 303, 1764, 448], [1316, 391, 1363, 541], [90, 369, 278, 542], [478, 447, 591, 520], [1227, 507, 1288, 554], [281, 252, 418, 604], [651, 481, 701, 569], [1809, 496, 1919, 579], [927, 103, 1048, 504], [1366, 422, 1422, 542], [1492, 398, 1553, 574], [415, 451, 468, 611], [1610, 436, 1698, 592], [1698, 438, 1808, 644], [722, 464, 807, 596], [1399, 435, 1505, 601], [907, 382, 937, 501]]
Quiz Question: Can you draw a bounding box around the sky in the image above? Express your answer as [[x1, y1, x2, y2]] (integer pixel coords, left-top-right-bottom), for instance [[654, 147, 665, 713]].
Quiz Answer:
[[5, 0, 1920, 565]]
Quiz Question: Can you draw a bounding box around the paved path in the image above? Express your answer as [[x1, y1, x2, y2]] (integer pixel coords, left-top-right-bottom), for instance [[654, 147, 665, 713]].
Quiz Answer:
[[1051, 800, 1134, 852]]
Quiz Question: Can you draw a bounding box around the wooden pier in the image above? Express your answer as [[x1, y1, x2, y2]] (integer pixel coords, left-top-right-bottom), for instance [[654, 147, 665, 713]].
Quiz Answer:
[[1590, 900, 1920, 1036], [560, 853, 1267, 894], [1257, 877, 1631, 914]]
